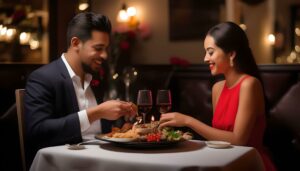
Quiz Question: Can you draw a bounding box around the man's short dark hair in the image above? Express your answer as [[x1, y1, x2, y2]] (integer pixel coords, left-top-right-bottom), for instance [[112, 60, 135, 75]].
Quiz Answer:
[[66, 12, 112, 47]]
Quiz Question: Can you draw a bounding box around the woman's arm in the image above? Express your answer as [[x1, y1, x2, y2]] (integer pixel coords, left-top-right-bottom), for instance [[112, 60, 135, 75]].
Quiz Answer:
[[160, 77, 264, 145], [232, 77, 265, 144]]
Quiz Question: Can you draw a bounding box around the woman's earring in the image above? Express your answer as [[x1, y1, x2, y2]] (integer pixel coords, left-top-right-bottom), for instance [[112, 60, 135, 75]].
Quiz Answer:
[[230, 60, 234, 67]]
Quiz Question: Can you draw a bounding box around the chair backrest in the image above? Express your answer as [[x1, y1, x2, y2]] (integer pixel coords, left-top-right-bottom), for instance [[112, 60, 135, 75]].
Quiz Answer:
[[15, 89, 26, 171]]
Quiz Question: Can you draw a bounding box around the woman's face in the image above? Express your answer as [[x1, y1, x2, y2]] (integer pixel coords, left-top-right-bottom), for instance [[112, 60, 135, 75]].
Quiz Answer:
[[204, 35, 231, 75]]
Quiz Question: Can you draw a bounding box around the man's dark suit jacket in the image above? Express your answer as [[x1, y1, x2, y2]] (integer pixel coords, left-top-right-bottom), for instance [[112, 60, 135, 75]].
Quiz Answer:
[[24, 58, 111, 166]]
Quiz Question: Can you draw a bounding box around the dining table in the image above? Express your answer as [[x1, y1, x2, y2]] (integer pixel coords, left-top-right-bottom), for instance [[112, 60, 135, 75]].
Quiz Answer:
[[29, 140, 264, 171]]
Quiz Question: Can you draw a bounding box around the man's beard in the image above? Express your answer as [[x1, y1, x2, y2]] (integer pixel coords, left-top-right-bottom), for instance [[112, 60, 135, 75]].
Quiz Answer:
[[82, 62, 98, 75]]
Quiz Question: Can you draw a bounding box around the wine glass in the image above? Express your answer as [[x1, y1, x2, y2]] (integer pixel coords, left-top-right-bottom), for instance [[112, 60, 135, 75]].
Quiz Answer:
[[156, 90, 172, 115], [122, 67, 138, 102], [137, 90, 153, 124]]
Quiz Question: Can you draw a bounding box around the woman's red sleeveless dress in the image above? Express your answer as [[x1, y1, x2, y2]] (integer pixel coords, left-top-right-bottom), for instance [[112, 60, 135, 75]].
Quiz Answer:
[[212, 76, 277, 171]]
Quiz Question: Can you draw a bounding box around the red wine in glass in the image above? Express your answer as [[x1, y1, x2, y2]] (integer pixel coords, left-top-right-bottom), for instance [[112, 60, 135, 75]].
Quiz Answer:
[[138, 104, 152, 114], [157, 103, 172, 114], [137, 90, 153, 124], [156, 90, 172, 114]]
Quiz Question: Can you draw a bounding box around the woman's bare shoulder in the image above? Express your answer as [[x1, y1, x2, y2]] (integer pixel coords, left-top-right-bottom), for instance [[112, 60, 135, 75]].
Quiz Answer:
[[241, 76, 262, 90], [212, 80, 225, 92], [240, 76, 264, 98]]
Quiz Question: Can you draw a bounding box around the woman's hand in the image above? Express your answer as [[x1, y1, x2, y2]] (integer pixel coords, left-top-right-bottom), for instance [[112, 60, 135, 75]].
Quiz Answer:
[[159, 112, 191, 129]]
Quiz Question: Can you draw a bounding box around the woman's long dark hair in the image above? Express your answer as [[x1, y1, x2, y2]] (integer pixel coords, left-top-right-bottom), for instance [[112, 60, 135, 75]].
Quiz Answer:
[[207, 22, 261, 81]]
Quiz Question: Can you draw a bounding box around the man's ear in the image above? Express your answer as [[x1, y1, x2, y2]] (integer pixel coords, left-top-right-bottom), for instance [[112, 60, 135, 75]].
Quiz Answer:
[[70, 37, 81, 50]]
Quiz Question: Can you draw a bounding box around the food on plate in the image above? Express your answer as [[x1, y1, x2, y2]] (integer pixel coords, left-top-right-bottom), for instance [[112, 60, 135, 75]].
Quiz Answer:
[[120, 122, 133, 132], [112, 129, 139, 139], [132, 121, 160, 135], [104, 121, 193, 142]]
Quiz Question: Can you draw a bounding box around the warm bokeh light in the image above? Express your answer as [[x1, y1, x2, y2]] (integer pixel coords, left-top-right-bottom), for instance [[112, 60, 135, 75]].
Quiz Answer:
[[290, 51, 297, 60], [112, 73, 119, 80], [127, 7, 137, 17], [117, 10, 129, 22], [295, 27, 300, 36], [268, 34, 275, 45], [0, 26, 7, 37], [239, 24, 247, 31], [6, 28, 17, 41], [78, 3, 89, 11], [29, 39, 40, 50], [19, 32, 31, 45], [295, 45, 300, 53]]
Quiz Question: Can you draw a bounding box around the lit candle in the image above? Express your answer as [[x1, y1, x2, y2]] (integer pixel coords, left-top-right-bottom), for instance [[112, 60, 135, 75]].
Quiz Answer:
[[151, 115, 155, 123]]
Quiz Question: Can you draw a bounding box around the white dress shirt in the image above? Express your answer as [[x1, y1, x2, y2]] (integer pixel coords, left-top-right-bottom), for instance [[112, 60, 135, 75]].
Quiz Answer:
[[61, 54, 101, 140]]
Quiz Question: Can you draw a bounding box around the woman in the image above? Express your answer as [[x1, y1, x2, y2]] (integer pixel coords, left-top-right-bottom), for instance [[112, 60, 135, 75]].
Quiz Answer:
[[159, 22, 276, 171]]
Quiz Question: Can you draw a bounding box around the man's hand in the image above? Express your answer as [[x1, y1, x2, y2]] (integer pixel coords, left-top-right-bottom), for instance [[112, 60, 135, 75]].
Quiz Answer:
[[87, 100, 137, 123]]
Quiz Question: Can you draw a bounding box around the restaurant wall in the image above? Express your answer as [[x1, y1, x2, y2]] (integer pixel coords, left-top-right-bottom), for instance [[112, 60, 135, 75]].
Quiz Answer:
[[275, 0, 300, 59], [91, 0, 287, 65], [242, 0, 274, 64], [92, 0, 205, 64]]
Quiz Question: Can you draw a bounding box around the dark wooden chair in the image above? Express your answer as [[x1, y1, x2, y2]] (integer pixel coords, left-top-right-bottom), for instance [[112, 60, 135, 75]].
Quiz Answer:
[[15, 89, 26, 171]]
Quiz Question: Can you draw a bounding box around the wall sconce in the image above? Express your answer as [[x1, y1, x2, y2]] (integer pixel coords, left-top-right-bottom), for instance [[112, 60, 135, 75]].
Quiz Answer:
[[238, 5, 247, 31], [117, 3, 129, 22], [239, 15, 247, 31], [117, 3, 139, 28]]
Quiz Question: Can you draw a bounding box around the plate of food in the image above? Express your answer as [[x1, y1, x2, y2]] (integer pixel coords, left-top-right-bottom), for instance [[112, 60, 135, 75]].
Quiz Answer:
[[95, 121, 193, 148]]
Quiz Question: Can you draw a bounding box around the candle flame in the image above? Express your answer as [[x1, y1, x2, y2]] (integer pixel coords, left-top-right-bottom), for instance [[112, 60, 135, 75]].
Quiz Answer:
[[151, 115, 155, 122]]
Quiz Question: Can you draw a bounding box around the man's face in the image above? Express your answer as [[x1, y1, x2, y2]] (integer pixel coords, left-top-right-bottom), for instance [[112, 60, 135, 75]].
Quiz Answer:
[[78, 30, 110, 74]]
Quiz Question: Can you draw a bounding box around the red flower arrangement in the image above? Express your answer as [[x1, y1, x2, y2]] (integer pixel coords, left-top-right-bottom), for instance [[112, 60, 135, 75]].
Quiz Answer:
[[109, 23, 151, 74], [169, 56, 190, 67]]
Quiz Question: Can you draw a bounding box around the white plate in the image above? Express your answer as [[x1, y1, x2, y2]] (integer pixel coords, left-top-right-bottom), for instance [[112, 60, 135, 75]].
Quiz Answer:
[[99, 135, 137, 142], [107, 137, 137, 142], [205, 141, 231, 149]]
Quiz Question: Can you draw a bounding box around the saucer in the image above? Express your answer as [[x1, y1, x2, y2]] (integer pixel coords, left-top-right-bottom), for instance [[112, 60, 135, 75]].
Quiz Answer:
[[205, 141, 231, 149]]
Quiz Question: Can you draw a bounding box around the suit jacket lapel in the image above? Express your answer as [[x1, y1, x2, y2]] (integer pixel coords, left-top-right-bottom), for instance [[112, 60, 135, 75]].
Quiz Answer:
[[56, 58, 79, 112]]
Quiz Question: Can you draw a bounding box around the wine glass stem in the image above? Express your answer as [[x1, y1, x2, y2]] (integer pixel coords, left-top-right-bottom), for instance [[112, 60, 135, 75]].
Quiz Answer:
[[125, 83, 130, 101], [142, 113, 146, 124]]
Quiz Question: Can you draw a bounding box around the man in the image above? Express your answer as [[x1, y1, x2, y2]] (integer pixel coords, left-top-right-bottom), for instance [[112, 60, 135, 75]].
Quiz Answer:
[[24, 12, 136, 165]]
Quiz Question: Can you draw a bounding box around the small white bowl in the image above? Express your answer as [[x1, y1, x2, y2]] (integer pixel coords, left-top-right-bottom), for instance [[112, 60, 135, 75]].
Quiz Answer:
[[205, 141, 231, 148]]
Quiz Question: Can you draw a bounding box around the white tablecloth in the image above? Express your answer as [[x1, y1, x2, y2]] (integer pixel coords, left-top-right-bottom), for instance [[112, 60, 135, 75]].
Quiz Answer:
[[30, 140, 264, 171]]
